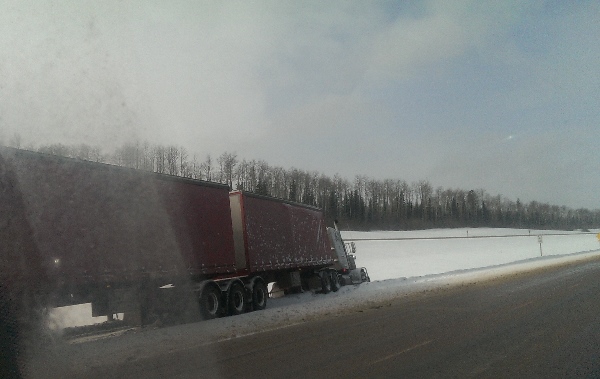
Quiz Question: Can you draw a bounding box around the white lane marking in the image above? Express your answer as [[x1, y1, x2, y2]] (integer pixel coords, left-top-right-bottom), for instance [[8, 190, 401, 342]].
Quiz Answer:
[[372, 339, 433, 364]]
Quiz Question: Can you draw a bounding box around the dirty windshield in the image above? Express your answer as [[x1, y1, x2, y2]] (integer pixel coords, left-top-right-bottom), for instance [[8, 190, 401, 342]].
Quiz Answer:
[[1, 2, 599, 378]]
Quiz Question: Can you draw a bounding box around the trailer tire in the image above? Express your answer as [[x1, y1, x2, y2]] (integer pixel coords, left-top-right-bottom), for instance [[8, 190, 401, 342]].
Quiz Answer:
[[227, 282, 246, 316], [321, 272, 332, 294], [331, 271, 341, 292], [251, 281, 268, 311], [199, 284, 221, 320]]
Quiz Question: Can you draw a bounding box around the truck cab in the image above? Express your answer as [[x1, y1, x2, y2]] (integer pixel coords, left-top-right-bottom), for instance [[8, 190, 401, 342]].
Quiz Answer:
[[327, 227, 370, 285]]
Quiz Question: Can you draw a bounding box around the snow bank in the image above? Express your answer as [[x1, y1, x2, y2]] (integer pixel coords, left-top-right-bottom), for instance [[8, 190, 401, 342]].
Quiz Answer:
[[210, 246, 600, 341]]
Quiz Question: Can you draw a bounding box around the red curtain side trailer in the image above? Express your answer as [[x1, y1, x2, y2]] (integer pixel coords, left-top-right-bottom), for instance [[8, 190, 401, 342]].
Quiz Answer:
[[0, 147, 237, 322], [1, 147, 368, 325], [229, 191, 339, 294]]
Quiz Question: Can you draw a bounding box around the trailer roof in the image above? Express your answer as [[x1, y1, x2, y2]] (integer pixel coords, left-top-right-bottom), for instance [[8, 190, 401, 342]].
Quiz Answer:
[[0, 146, 230, 191], [230, 190, 322, 212]]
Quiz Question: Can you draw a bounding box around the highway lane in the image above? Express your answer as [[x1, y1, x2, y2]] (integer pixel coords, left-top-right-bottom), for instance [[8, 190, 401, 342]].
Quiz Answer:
[[42, 256, 600, 378], [216, 257, 600, 378]]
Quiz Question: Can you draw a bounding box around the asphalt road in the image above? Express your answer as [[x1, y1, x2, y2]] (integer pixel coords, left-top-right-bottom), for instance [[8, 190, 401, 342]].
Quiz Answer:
[[36, 257, 600, 378]]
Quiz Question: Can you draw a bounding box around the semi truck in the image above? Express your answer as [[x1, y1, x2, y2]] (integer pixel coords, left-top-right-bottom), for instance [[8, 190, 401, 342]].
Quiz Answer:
[[0, 147, 369, 325]]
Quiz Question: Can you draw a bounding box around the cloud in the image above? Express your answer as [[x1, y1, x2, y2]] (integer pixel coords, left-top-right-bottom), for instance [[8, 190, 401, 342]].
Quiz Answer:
[[0, 1, 598, 209], [363, 0, 530, 83], [0, 1, 527, 150]]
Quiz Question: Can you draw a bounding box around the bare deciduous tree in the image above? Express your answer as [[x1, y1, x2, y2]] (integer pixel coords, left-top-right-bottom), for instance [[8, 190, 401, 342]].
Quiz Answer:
[[19, 139, 600, 231], [200, 154, 213, 182], [217, 152, 238, 189]]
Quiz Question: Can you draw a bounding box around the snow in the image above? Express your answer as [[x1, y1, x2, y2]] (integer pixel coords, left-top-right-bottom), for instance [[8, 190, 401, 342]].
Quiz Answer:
[[345, 228, 600, 280], [47, 303, 117, 330], [48, 228, 600, 337]]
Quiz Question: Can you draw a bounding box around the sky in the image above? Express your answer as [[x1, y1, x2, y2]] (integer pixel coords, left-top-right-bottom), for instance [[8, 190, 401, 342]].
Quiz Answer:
[[1, 1, 598, 209]]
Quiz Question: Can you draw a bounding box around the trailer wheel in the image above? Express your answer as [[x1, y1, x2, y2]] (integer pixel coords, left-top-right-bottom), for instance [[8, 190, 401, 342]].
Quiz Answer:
[[331, 271, 341, 292], [251, 281, 268, 311], [199, 285, 221, 320], [321, 272, 332, 294], [227, 282, 246, 316]]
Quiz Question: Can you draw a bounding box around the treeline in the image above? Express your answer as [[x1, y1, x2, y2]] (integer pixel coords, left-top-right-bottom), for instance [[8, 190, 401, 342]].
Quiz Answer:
[[15, 140, 600, 231]]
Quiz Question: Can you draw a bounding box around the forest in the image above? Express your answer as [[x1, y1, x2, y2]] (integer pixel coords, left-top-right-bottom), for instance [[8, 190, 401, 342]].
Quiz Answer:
[[9, 139, 600, 231]]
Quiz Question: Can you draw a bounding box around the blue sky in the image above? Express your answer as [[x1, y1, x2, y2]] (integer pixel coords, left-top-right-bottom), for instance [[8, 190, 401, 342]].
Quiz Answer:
[[1, 1, 598, 209]]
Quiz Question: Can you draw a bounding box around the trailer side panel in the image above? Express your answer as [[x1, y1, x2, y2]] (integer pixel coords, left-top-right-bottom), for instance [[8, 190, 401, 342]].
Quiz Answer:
[[0, 148, 237, 293], [230, 191, 335, 273]]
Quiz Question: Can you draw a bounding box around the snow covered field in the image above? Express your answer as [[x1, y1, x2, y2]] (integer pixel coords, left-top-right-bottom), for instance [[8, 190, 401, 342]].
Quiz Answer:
[[346, 228, 600, 281], [48, 228, 600, 332]]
